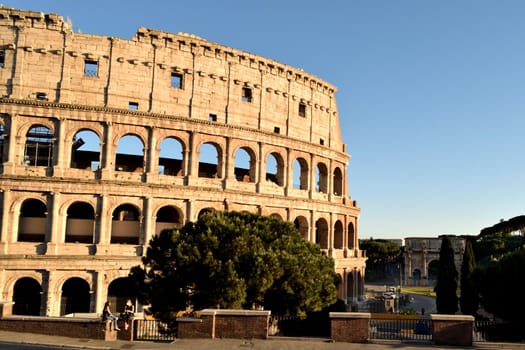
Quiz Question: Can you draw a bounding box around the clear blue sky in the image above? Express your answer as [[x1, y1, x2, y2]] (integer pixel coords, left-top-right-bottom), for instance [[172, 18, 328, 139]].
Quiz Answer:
[[7, 1, 525, 239]]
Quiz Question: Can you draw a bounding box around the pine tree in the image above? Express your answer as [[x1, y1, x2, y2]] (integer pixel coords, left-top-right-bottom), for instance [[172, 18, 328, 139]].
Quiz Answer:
[[460, 239, 478, 316], [434, 236, 458, 314]]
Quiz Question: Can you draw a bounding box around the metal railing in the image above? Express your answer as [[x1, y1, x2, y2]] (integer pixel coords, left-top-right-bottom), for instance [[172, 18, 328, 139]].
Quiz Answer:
[[474, 320, 525, 343], [133, 319, 177, 341], [369, 314, 432, 342]]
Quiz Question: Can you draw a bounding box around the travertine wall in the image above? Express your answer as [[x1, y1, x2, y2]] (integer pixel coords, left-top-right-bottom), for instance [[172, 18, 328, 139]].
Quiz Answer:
[[0, 6, 366, 316]]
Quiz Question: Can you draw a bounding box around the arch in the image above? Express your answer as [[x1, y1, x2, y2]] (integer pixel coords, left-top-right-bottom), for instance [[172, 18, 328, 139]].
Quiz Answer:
[[334, 220, 343, 249], [346, 272, 354, 304], [111, 204, 140, 244], [269, 213, 283, 221], [61, 277, 90, 315], [333, 167, 343, 196], [12, 277, 42, 316], [198, 142, 222, 178], [265, 152, 284, 186], [294, 216, 309, 241], [315, 162, 328, 193], [155, 205, 183, 234], [315, 218, 329, 249], [66, 202, 95, 243], [428, 259, 439, 282], [347, 222, 355, 249], [115, 134, 144, 172], [198, 207, 216, 218], [412, 269, 421, 286], [107, 277, 137, 314], [234, 146, 256, 183], [70, 129, 101, 170], [18, 198, 47, 242], [293, 157, 309, 190], [158, 137, 184, 176], [24, 124, 54, 167]]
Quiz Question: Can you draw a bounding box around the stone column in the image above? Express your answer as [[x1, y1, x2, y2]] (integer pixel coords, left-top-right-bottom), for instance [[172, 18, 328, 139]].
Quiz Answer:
[[146, 126, 157, 178], [0, 190, 11, 246], [97, 194, 111, 247], [53, 117, 67, 176], [100, 122, 114, 179], [46, 192, 61, 255], [143, 196, 153, 245]]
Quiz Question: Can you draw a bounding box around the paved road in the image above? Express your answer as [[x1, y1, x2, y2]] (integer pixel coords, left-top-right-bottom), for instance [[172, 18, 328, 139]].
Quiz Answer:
[[0, 342, 64, 350]]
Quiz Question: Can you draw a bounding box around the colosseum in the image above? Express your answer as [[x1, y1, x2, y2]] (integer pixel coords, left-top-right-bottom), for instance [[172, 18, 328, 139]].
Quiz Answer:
[[0, 6, 365, 316]]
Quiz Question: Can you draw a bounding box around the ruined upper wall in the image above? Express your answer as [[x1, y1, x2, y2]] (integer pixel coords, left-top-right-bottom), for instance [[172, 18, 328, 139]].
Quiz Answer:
[[0, 6, 345, 151]]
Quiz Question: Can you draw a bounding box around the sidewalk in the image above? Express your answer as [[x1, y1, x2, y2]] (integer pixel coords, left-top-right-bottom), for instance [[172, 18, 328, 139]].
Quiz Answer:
[[0, 330, 523, 350]]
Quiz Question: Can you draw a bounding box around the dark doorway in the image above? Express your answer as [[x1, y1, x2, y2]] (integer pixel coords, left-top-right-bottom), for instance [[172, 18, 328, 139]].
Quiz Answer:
[[12, 277, 42, 315], [61, 277, 90, 315]]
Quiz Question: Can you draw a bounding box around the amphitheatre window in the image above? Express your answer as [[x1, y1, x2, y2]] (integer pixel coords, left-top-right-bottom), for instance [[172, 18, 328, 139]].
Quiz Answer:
[[293, 158, 309, 190], [128, 102, 138, 110], [198, 143, 220, 178], [298, 103, 306, 117], [315, 163, 328, 193], [70, 130, 101, 170], [209, 114, 217, 122], [333, 167, 343, 196], [234, 147, 255, 182], [320, 138, 324, 145], [84, 60, 98, 77], [171, 73, 183, 89], [159, 137, 183, 176], [265, 152, 284, 186], [0, 123, 4, 162], [18, 198, 47, 242], [0, 51, 4, 68], [65, 202, 95, 244], [24, 125, 54, 167], [111, 204, 140, 244], [242, 87, 253, 103], [274, 127, 280, 134], [115, 134, 144, 172]]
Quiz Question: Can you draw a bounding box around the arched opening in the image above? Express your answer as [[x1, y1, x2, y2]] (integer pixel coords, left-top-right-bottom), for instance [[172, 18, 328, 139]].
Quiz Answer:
[[413, 269, 421, 286], [315, 218, 329, 249], [333, 167, 343, 196], [158, 137, 183, 176], [155, 205, 183, 235], [18, 198, 47, 242], [107, 277, 137, 315], [315, 162, 328, 193], [115, 134, 144, 172], [428, 260, 439, 283], [265, 152, 284, 186], [346, 272, 354, 305], [294, 216, 309, 241], [12, 277, 42, 316], [70, 129, 101, 170], [111, 204, 140, 244], [270, 213, 282, 220], [66, 202, 95, 243], [61, 277, 90, 315], [234, 147, 255, 182], [24, 125, 54, 167], [293, 158, 308, 190], [347, 222, 355, 249], [198, 208, 215, 218], [198, 142, 221, 178], [334, 220, 343, 249]]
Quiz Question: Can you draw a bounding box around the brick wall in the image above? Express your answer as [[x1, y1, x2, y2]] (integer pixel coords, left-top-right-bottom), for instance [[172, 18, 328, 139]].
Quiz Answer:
[[431, 314, 474, 346], [330, 312, 370, 343], [177, 309, 270, 339], [0, 316, 118, 341]]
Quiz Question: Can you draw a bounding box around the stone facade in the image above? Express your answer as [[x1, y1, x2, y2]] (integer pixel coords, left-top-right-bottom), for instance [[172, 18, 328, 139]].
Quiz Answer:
[[403, 237, 465, 286], [0, 6, 365, 316]]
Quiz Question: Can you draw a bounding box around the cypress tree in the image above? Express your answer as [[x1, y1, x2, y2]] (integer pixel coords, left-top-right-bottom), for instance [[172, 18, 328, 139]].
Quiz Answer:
[[434, 236, 458, 314], [460, 239, 478, 316]]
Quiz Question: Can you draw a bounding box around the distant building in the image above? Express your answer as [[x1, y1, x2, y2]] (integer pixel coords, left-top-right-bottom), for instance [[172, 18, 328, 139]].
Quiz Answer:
[[403, 237, 465, 286]]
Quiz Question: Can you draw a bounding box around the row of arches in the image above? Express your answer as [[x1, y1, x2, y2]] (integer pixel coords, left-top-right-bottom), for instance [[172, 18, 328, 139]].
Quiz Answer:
[[12, 197, 356, 249], [12, 276, 135, 316], [0, 120, 345, 196]]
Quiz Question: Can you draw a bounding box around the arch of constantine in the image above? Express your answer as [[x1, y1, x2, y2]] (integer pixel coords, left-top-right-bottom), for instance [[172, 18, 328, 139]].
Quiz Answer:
[[0, 6, 365, 316], [403, 237, 465, 286]]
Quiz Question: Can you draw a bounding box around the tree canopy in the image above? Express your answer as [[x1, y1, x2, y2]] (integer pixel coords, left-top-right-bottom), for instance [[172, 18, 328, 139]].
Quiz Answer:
[[129, 211, 338, 322], [359, 239, 401, 282], [459, 239, 478, 316]]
